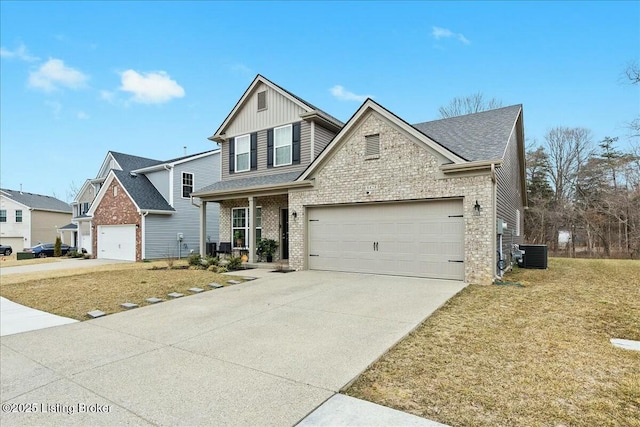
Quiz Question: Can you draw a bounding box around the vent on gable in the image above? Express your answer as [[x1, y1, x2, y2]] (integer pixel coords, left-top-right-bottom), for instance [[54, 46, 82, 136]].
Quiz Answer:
[[257, 91, 267, 111], [365, 133, 380, 159]]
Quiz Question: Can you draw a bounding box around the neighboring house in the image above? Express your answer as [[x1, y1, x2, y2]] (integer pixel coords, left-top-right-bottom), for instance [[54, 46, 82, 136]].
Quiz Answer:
[[193, 76, 526, 285], [72, 150, 221, 261], [0, 188, 72, 250]]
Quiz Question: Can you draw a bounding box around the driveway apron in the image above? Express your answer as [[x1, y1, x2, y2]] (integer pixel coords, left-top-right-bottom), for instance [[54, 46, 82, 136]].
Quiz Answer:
[[0, 270, 466, 426]]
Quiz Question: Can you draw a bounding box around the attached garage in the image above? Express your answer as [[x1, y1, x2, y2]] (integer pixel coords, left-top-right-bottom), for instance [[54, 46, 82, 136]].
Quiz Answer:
[[0, 237, 25, 252], [97, 225, 136, 261], [307, 199, 464, 280]]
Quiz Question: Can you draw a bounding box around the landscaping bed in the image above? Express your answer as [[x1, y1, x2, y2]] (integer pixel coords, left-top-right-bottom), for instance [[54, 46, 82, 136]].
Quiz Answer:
[[345, 258, 640, 427]]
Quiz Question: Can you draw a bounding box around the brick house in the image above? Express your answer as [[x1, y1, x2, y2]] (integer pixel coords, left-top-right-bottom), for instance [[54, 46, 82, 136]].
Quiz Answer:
[[193, 76, 526, 284]]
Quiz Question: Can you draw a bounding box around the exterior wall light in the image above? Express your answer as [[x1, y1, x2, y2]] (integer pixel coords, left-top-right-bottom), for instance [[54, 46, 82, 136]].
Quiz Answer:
[[473, 200, 482, 216]]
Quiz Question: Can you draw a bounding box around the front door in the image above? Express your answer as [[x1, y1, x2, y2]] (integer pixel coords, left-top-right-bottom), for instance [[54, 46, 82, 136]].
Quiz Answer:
[[281, 208, 289, 259]]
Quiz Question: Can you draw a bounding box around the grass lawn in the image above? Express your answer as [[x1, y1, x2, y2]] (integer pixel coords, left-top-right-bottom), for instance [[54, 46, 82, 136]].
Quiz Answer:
[[0, 253, 61, 268], [0, 260, 244, 320], [346, 258, 640, 427]]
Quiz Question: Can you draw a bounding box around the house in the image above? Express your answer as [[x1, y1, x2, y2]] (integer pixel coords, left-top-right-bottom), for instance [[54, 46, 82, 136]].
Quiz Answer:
[[71, 149, 221, 261], [0, 188, 72, 250], [193, 76, 526, 285]]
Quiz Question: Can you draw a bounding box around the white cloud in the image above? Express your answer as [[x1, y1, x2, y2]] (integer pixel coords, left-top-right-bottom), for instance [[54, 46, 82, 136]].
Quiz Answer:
[[330, 85, 372, 102], [28, 58, 89, 92], [118, 69, 185, 104], [77, 111, 89, 120], [0, 44, 39, 62], [432, 26, 470, 45]]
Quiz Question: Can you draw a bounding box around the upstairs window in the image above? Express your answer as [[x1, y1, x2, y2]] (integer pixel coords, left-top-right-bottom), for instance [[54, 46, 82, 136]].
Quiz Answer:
[[274, 124, 292, 166], [182, 172, 194, 198], [15, 210, 22, 223], [0, 210, 6, 222], [235, 134, 250, 172], [82, 202, 90, 215], [257, 91, 267, 111]]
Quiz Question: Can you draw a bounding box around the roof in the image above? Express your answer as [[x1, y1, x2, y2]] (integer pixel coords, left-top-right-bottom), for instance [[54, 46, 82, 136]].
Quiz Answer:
[[58, 223, 78, 230], [112, 170, 175, 212], [0, 188, 71, 213], [109, 151, 162, 172], [412, 105, 522, 162], [193, 171, 302, 195], [162, 149, 218, 165]]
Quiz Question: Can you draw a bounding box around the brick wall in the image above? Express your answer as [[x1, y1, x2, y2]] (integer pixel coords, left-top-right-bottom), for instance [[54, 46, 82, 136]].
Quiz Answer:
[[91, 178, 142, 260], [289, 111, 495, 284]]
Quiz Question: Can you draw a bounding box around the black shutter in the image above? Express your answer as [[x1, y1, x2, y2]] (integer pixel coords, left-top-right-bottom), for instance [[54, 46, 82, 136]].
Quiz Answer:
[[267, 128, 274, 168], [250, 132, 257, 170], [292, 122, 301, 164], [228, 137, 235, 174]]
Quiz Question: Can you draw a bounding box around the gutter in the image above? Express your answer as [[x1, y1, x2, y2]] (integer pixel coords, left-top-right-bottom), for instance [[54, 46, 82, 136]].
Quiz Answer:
[[440, 159, 503, 174], [132, 164, 172, 174]]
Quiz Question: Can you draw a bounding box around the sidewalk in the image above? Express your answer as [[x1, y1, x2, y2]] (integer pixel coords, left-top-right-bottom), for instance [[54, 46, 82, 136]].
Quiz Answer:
[[0, 297, 78, 336]]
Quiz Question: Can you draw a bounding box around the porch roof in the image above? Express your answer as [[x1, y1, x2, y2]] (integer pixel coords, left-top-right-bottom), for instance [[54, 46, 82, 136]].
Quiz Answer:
[[193, 171, 312, 200]]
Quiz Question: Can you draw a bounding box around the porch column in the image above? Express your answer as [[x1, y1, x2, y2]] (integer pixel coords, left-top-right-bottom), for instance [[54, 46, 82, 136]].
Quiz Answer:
[[199, 201, 207, 256], [248, 196, 256, 263]]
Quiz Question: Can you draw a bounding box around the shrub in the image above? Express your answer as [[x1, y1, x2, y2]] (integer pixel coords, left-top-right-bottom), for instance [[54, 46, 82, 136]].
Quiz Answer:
[[205, 256, 219, 267], [226, 256, 243, 271], [216, 266, 228, 274], [54, 237, 62, 257], [187, 253, 202, 267]]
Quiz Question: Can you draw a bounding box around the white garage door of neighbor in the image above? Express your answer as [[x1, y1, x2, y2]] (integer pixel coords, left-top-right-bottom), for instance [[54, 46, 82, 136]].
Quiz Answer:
[[0, 237, 26, 252], [308, 200, 464, 280], [97, 225, 136, 261]]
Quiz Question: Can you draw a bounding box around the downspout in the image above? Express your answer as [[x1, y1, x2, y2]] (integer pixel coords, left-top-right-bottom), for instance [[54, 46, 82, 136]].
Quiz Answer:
[[141, 211, 149, 260], [491, 162, 501, 281]]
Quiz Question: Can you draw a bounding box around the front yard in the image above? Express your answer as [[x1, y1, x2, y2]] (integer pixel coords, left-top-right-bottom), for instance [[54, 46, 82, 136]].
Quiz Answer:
[[0, 260, 244, 320], [346, 258, 640, 426]]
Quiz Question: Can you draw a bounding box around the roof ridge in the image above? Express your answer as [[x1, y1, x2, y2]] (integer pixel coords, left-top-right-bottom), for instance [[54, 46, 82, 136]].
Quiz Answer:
[[413, 104, 522, 126]]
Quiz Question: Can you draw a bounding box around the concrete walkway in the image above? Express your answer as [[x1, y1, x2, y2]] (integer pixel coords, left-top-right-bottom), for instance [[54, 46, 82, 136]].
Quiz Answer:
[[1, 270, 464, 426], [0, 297, 78, 336]]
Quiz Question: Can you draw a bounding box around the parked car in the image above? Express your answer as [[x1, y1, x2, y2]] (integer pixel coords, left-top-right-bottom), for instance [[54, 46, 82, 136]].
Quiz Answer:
[[26, 243, 75, 258], [0, 244, 12, 256]]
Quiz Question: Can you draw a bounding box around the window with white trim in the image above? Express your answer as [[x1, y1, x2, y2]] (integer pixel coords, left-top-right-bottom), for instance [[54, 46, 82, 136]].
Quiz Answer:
[[15, 210, 22, 223], [232, 207, 262, 248], [235, 134, 250, 172], [274, 124, 292, 167], [182, 172, 194, 198]]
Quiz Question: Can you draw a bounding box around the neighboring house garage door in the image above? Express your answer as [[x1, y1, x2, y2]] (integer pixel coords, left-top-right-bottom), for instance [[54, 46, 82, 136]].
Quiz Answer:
[[0, 237, 25, 252], [97, 225, 136, 261], [307, 200, 464, 280]]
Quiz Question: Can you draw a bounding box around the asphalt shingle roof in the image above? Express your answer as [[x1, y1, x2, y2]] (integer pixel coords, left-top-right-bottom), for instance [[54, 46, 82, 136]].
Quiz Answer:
[[109, 151, 163, 172], [1, 188, 71, 212], [412, 104, 522, 162], [194, 171, 302, 195], [112, 170, 175, 212]]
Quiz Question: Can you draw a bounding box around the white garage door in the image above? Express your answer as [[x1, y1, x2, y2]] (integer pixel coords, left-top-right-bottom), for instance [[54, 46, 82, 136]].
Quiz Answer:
[[0, 237, 26, 252], [308, 200, 464, 280], [97, 225, 136, 261]]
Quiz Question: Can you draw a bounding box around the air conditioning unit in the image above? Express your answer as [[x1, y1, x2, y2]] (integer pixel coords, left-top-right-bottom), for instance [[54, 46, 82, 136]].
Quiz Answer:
[[519, 244, 548, 269]]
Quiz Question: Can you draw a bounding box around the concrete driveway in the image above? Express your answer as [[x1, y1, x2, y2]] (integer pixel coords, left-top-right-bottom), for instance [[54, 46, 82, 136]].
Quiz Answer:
[[0, 258, 131, 277], [1, 270, 465, 426]]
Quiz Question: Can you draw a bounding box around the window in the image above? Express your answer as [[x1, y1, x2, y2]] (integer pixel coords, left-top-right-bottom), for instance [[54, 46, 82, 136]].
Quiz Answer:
[[82, 202, 90, 215], [232, 207, 262, 248], [15, 210, 22, 223], [182, 172, 194, 198], [257, 91, 267, 111], [365, 134, 380, 158], [0, 210, 6, 222], [274, 124, 292, 166], [235, 134, 250, 172]]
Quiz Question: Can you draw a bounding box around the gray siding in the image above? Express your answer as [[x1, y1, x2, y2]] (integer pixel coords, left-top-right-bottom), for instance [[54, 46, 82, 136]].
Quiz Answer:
[[225, 82, 307, 137], [314, 124, 337, 159], [144, 169, 170, 203], [144, 152, 221, 258], [495, 114, 525, 266], [221, 121, 311, 181]]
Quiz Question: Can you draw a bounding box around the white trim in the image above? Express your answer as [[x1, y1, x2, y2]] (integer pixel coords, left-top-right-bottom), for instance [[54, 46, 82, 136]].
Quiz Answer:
[[310, 121, 316, 160], [235, 134, 251, 173], [181, 171, 195, 199], [274, 124, 293, 167], [96, 152, 120, 178], [131, 150, 220, 173], [169, 168, 174, 207]]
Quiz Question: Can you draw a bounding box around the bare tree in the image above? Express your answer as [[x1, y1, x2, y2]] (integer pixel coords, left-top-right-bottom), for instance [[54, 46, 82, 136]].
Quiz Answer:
[[625, 61, 640, 85], [66, 180, 82, 204], [438, 92, 503, 118]]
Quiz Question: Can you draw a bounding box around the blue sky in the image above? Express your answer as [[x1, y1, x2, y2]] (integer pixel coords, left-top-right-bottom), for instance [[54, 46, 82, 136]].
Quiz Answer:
[[1, 1, 638, 202]]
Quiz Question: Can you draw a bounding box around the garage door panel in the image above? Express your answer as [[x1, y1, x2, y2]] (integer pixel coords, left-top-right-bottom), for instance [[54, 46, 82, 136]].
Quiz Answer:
[[308, 200, 464, 280], [97, 225, 136, 261]]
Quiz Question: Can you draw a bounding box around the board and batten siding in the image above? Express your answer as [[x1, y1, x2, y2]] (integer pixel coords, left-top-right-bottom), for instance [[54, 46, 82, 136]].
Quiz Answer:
[[495, 114, 525, 266], [143, 152, 221, 259], [221, 121, 311, 181], [144, 169, 170, 204], [224, 82, 307, 138]]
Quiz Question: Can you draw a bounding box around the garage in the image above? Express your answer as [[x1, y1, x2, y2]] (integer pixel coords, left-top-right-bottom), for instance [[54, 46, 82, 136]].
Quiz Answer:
[[97, 225, 136, 261], [307, 200, 464, 280], [0, 237, 25, 253]]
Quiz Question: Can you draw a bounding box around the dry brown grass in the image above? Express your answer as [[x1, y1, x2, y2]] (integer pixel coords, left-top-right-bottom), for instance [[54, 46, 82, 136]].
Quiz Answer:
[[0, 260, 243, 320], [0, 253, 61, 268], [346, 258, 640, 427]]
